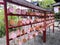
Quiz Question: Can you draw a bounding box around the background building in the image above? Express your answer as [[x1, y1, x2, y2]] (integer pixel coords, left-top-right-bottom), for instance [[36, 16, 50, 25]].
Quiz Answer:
[[52, 0, 60, 13]]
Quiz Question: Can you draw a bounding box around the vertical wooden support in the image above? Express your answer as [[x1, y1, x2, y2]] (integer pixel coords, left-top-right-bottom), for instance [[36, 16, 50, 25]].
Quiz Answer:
[[49, 26, 50, 36], [31, 17, 32, 27], [43, 30, 46, 42], [53, 24, 54, 33], [43, 12, 46, 43], [52, 12, 54, 33], [4, 0, 9, 45]]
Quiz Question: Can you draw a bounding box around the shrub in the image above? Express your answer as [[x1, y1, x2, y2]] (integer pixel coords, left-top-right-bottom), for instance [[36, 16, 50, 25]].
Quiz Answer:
[[55, 12, 60, 19]]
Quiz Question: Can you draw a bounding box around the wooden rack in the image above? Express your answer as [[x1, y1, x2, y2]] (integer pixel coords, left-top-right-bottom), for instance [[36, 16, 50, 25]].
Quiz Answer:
[[0, 0, 55, 45]]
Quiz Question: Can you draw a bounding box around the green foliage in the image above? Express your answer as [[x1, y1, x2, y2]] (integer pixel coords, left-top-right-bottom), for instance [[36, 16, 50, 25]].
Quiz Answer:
[[40, 0, 55, 8], [0, 9, 18, 37], [32, 0, 55, 8], [0, 10, 19, 37], [0, 9, 5, 37], [55, 12, 60, 19], [0, 8, 22, 37]]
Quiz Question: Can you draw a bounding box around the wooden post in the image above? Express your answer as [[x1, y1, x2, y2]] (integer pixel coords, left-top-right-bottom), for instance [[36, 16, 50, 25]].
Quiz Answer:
[[43, 30, 46, 42], [4, 0, 9, 45], [53, 24, 54, 33], [49, 26, 50, 36], [43, 12, 46, 43]]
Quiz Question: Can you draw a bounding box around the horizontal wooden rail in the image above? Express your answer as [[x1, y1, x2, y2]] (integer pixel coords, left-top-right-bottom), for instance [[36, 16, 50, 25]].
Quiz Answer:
[[9, 20, 44, 29]]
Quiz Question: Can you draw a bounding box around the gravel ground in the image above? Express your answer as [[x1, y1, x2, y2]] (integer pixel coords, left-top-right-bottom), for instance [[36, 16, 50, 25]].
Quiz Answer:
[[0, 22, 60, 45]]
